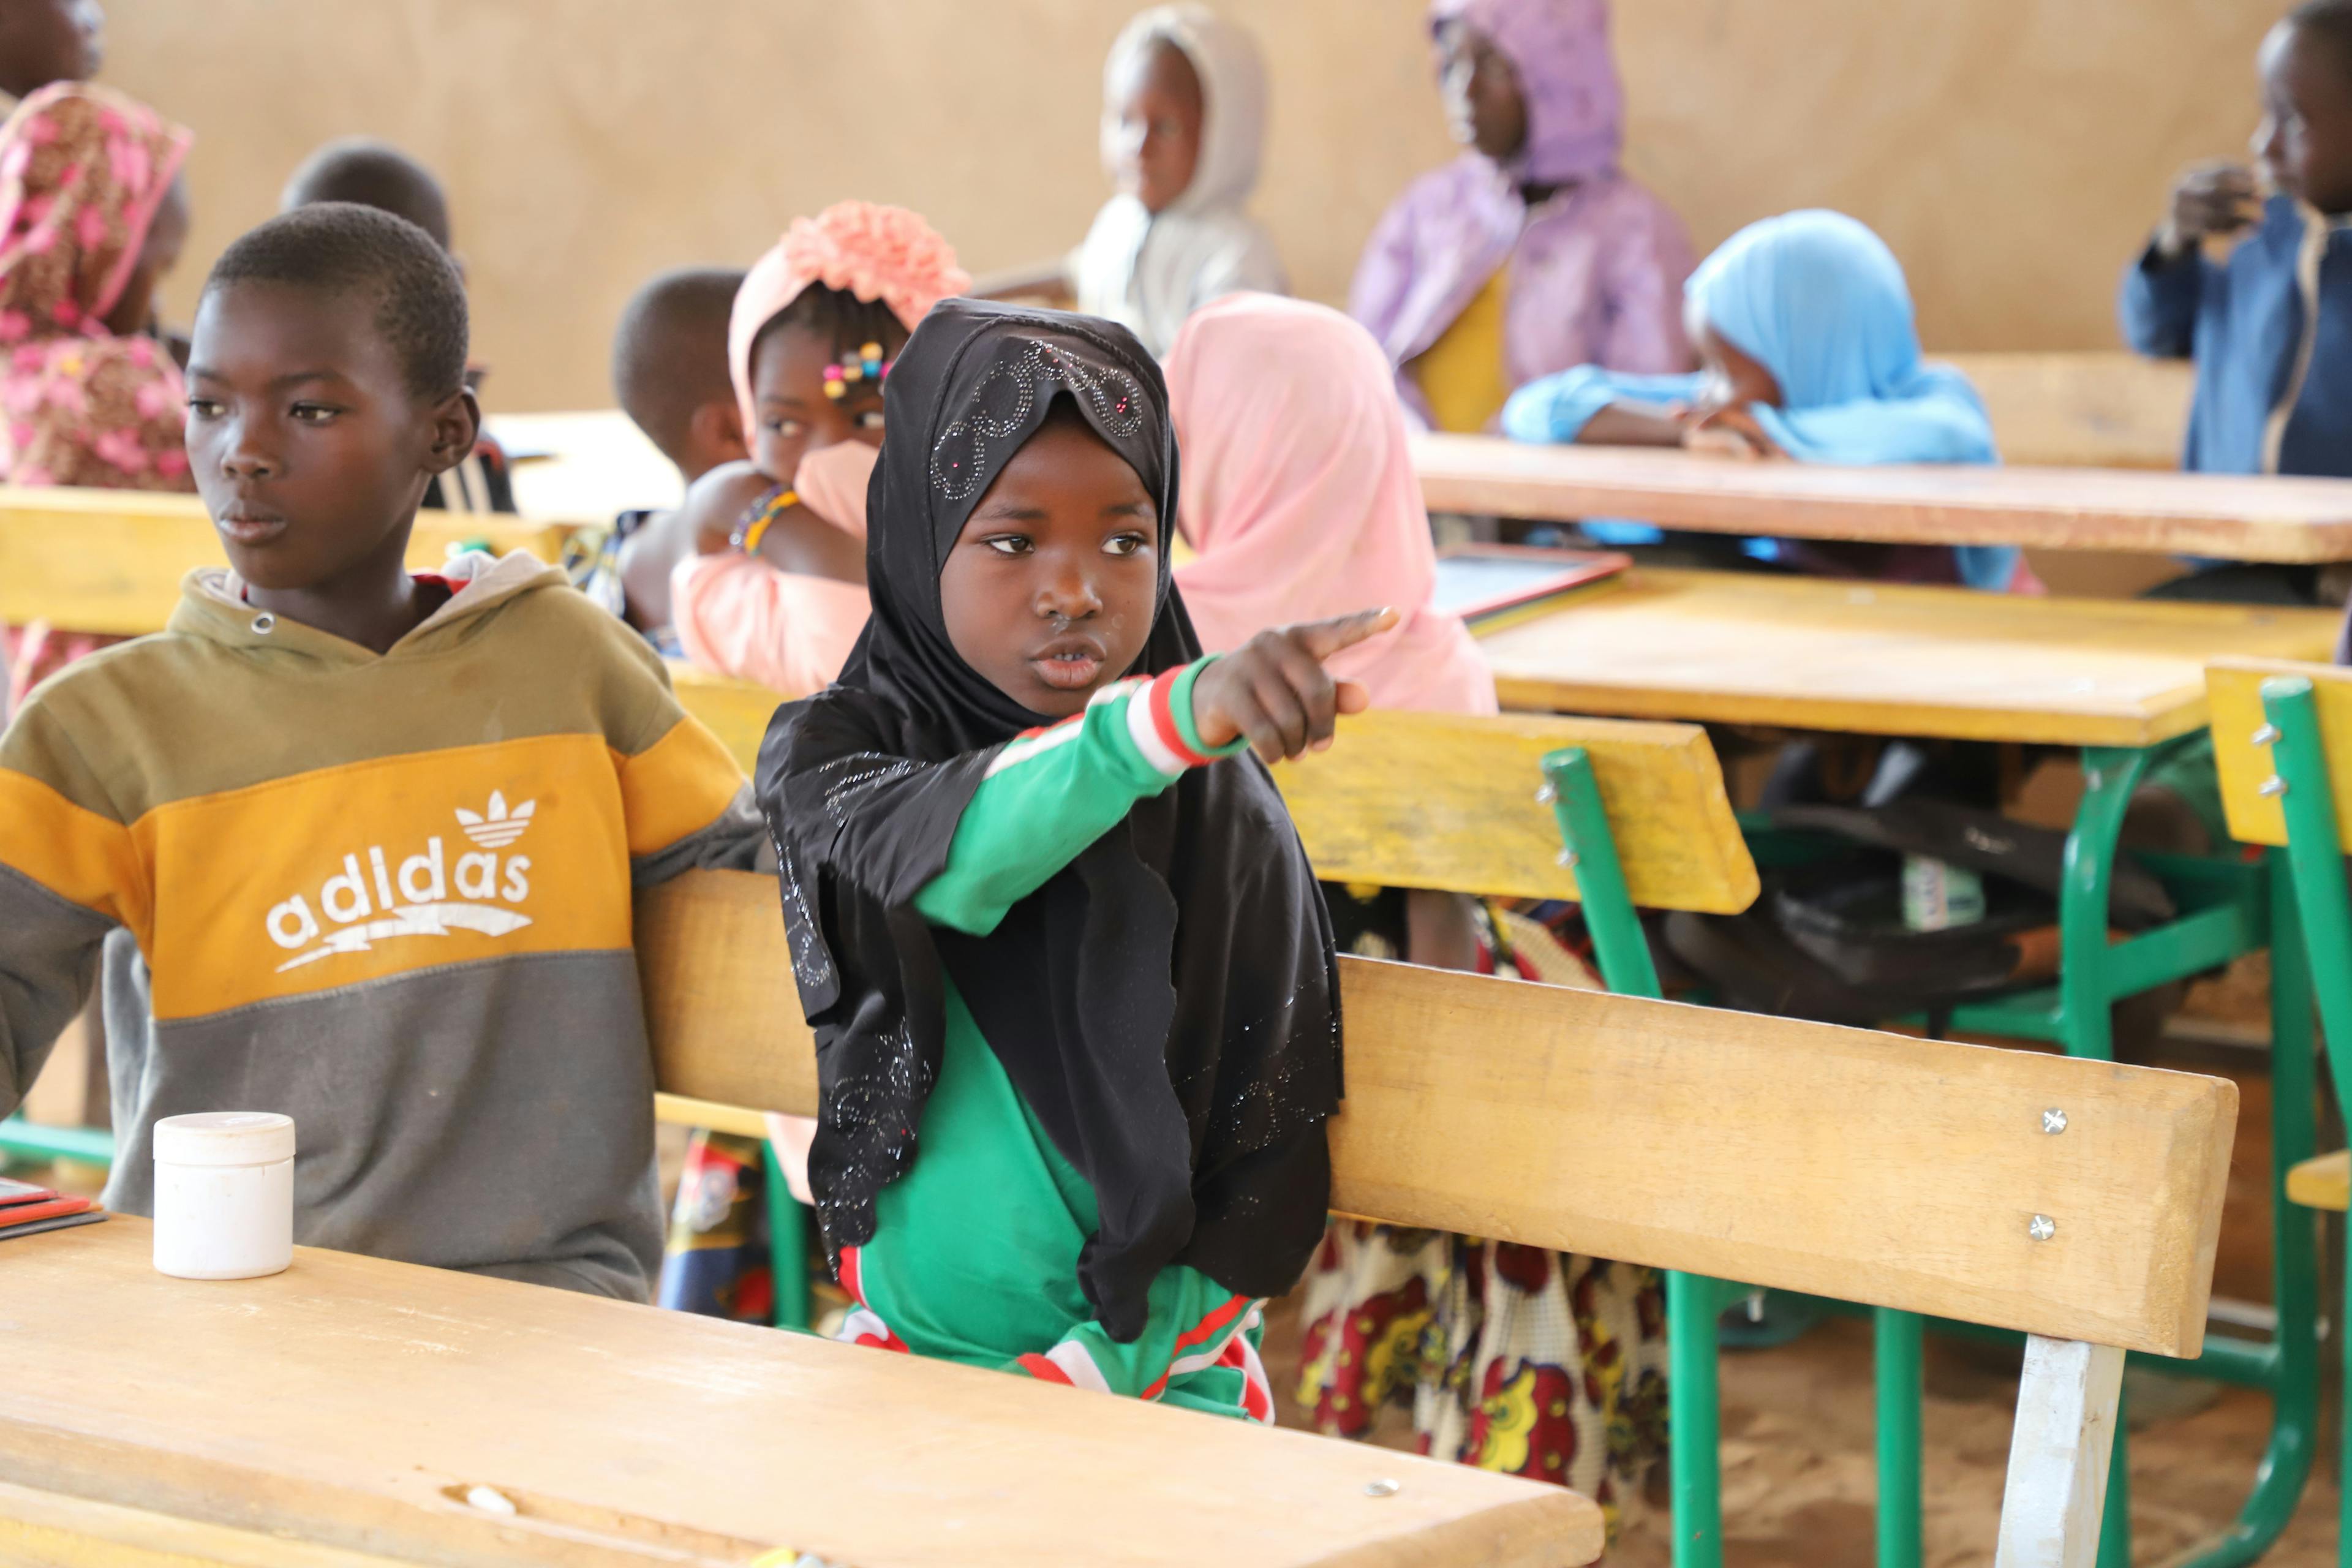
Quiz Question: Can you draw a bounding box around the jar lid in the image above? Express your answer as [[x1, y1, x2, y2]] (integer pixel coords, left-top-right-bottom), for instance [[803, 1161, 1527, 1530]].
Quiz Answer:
[[153, 1112, 295, 1167]]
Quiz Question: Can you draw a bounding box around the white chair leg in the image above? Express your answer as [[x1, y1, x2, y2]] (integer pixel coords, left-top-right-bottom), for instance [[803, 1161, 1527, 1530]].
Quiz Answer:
[[1993, 1336, 2126, 1568]]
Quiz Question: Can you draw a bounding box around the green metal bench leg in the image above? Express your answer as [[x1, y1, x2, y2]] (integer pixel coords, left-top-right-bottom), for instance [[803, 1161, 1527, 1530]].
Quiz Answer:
[[1667, 1269, 1724, 1567], [764, 1140, 811, 1332], [1874, 1308, 1923, 1568], [0, 1114, 114, 1167], [1544, 747, 1723, 1568]]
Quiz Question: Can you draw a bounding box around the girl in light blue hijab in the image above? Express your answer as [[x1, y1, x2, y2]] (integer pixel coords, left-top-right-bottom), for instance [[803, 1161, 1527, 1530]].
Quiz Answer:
[[1501, 209, 2017, 590]]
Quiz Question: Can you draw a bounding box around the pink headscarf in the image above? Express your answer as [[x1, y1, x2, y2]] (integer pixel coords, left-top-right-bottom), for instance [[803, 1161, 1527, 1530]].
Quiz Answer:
[[1169, 293, 1496, 716], [728, 202, 970, 444]]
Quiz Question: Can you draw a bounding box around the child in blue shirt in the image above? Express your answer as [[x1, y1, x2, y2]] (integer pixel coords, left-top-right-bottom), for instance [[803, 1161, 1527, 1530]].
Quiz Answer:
[[2122, 0, 2352, 598]]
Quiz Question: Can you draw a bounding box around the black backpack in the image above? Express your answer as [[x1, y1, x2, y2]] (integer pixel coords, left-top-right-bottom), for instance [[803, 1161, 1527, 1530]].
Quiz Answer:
[[1663, 798, 2175, 1028]]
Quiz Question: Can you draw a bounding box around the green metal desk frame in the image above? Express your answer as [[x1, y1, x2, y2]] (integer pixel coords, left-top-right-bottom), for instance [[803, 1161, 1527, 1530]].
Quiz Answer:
[[1559, 731, 2315, 1568], [2245, 675, 2352, 1568]]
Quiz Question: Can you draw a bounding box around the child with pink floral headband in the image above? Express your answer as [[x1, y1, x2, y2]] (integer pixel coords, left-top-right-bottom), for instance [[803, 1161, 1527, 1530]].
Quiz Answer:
[[657, 201, 965, 1324], [654, 202, 967, 701]]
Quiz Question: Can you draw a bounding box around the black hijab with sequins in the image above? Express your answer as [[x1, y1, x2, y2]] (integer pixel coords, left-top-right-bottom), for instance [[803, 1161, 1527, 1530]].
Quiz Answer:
[[755, 300, 1340, 1341]]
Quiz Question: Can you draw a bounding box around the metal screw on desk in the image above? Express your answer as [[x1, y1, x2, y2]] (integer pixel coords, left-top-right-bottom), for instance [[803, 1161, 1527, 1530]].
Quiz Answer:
[[2253, 724, 2282, 747], [1556, 848, 1578, 867], [1365, 1479, 1403, 1498], [1534, 783, 1557, 804], [2029, 1215, 2056, 1242], [2260, 776, 2288, 797], [2042, 1109, 2067, 1135]]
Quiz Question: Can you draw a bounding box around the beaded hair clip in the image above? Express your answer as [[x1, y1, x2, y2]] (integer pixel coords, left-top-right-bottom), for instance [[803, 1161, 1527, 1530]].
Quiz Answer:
[[823, 342, 890, 401]]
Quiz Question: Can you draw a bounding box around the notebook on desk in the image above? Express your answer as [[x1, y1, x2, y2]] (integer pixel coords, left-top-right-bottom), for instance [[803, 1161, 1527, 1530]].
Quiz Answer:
[[1433, 545, 1630, 628]]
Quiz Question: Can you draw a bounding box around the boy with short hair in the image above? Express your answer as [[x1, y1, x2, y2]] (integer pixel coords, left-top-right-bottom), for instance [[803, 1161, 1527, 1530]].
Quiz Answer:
[[0, 204, 762, 1300], [594, 266, 750, 638], [2123, 1, 2352, 507]]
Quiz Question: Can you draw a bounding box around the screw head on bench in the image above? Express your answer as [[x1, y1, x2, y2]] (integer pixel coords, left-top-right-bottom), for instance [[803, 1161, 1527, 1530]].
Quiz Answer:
[[2259, 776, 2288, 797], [2253, 724, 2282, 747], [1534, 783, 1558, 804], [1364, 1479, 1402, 1498], [2041, 1108, 2067, 1135], [1556, 848, 1578, 867], [2029, 1215, 2056, 1242]]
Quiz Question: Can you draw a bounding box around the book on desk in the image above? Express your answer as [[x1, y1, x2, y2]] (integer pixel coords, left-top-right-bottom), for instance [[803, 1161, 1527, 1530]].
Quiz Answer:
[[1433, 543, 1629, 631]]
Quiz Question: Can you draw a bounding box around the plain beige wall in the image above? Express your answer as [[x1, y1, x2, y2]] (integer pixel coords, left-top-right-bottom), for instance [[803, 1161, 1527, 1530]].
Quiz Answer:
[[105, 0, 2283, 412]]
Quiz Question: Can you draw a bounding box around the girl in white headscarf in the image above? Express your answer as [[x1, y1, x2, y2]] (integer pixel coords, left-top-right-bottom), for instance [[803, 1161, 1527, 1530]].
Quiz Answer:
[[980, 6, 1286, 357]]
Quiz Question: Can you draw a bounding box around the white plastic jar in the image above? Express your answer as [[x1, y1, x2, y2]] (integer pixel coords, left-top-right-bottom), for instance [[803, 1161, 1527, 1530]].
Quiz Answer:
[[151, 1112, 295, 1280]]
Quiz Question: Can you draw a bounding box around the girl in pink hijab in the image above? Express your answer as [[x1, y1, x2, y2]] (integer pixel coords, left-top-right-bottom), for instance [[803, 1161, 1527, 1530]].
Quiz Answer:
[[1171, 295, 1666, 1513], [1169, 292, 1493, 715], [1351, 0, 1694, 434], [667, 202, 968, 698]]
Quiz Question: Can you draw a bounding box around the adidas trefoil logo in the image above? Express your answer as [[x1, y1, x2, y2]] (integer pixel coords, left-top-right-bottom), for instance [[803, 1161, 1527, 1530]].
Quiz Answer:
[[456, 791, 535, 850]]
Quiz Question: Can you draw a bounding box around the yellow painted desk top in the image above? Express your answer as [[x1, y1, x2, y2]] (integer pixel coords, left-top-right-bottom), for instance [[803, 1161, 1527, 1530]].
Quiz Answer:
[[0, 1219, 1596, 1568], [1412, 433, 2352, 563], [490, 410, 682, 522], [1476, 568, 2340, 747]]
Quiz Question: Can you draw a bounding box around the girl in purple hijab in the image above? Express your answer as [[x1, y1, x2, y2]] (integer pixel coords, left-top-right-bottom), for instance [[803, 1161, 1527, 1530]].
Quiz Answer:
[[1351, 0, 1696, 432]]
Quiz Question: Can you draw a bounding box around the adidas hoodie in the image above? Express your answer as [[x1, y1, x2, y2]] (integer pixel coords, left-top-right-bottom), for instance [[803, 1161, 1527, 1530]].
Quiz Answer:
[[0, 552, 764, 1300]]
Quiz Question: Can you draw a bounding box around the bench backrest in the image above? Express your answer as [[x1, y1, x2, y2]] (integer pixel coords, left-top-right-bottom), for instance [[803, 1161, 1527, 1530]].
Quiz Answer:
[[0, 487, 578, 635], [2209, 657, 2352, 1118], [639, 867, 2233, 1568], [671, 671, 1757, 916], [2209, 655, 2352, 851], [640, 869, 2226, 1359], [1937, 352, 2190, 472]]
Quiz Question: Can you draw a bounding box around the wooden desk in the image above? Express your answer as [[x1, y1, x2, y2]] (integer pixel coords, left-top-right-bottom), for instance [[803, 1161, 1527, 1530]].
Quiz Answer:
[[490, 410, 681, 522], [1412, 434, 2352, 564], [0, 1219, 1594, 1568], [1475, 568, 2340, 747]]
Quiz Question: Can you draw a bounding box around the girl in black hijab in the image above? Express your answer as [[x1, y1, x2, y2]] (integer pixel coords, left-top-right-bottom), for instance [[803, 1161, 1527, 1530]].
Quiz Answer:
[[756, 298, 1391, 1415]]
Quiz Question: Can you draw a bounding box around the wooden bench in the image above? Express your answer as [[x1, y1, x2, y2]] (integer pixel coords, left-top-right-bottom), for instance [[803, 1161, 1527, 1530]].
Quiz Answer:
[[1409, 434, 2352, 563], [1937, 352, 2190, 472], [2206, 655, 2352, 1561], [1, 873, 2235, 1566], [661, 869, 2234, 1568]]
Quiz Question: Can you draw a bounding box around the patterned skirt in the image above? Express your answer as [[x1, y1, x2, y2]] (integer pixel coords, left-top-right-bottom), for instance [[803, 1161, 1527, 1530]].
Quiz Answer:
[[1296, 1227, 1668, 1531], [1300, 889, 1665, 1533]]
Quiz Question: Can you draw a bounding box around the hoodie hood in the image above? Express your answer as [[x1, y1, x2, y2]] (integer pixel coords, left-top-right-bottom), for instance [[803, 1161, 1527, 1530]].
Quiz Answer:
[[1099, 5, 1268, 217], [171, 551, 566, 664]]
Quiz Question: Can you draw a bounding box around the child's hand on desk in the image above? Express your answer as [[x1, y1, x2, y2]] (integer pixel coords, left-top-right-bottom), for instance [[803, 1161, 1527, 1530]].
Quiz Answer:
[[1684, 405, 1786, 461], [1190, 608, 1401, 763]]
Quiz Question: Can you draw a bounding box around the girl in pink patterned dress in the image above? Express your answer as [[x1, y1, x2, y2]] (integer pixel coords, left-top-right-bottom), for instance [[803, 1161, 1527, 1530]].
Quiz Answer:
[[0, 80, 193, 714]]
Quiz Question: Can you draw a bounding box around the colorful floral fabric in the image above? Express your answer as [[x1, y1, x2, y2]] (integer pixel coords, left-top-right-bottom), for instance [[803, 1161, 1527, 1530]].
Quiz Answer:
[[0, 83, 194, 716], [1297, 1226, 1668, 1532]]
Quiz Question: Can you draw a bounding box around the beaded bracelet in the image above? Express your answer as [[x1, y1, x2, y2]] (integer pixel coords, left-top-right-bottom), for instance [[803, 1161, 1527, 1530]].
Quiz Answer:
[[730, 488, 800, 554]]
